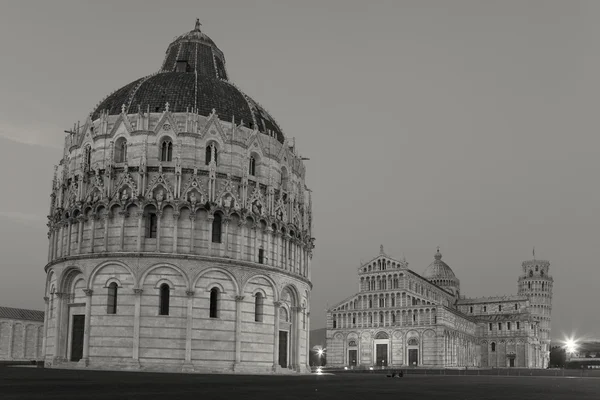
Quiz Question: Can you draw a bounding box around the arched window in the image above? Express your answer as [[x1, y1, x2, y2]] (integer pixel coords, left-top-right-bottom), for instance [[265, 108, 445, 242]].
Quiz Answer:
[[212, 213, 222, 243], [529, 270, 533, 277], [515, 303, 518, 310], [498, 305, 502, 312], [107, 282, 118, 314], [159, 283, 170, 316], [254, 293, 264, 322], [160, 138, 173, 162], [528, 282, 531, 289], [84, 145, 92, 170], [210, 287, 219, 318], [249, 156, 256, 176], [146, 212, 158, 238], [205, 143, 218, 165], [541, 282, 545, 290], [114, 137, 127, 163], [491, 342, 496, 352], [541, 270, 544, 277], [333, 318, 337, 329]]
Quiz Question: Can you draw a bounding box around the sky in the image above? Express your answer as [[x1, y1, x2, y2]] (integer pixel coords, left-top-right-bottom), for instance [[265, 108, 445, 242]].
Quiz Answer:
[[0, 0, 599, 341]]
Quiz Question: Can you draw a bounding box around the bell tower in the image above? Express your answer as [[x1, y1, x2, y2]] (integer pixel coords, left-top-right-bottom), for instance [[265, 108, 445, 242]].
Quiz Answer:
[[517, 251, 553, 368]]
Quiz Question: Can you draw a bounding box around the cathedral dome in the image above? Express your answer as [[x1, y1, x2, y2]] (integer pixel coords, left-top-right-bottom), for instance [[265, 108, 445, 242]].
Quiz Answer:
[[423, 249, 457, 280], [91, 19, 284, 143]]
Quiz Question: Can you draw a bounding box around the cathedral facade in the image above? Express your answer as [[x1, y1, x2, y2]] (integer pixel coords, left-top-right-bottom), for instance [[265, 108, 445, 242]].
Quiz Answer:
[[326, 247, 552, 369], [42, 21, 314, 374]]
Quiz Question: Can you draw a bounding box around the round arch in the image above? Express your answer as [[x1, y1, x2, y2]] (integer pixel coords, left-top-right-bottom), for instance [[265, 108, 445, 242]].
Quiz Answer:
[[191, 266, 240, 295], [241, 273, 279, 302], [139, 262, 191, 290], [87, 260, 136, 290]]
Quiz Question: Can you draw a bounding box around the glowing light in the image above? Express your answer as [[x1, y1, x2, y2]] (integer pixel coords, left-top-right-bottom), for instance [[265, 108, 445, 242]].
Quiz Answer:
[[317, 349, 324, 357], [563, 337, 579, 354], [316, 367, 323, 375], [344, 366, 348, 370]]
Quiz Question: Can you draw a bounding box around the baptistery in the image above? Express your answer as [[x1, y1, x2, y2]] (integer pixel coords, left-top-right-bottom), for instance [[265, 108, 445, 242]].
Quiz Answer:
[[42, 20, 314, 374]]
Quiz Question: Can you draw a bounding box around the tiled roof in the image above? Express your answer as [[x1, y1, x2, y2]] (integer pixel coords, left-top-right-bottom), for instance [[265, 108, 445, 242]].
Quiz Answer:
[[473, 312, 532, 322], [0, 306, 44, 322], [457, 295, 528, 305]]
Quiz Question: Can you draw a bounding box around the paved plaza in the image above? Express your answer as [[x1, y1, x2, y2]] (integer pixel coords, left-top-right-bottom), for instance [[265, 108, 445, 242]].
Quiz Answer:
[[1, 366, 598, 400]]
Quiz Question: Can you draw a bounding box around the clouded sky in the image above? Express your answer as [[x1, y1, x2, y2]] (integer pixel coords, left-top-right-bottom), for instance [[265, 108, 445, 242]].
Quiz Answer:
[[1, 0, 599, 341]]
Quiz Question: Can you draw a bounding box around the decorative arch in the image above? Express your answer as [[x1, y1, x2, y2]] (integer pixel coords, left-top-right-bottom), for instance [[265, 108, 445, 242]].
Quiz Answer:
[[139, 262, 190, 290], [191, 267, 240, 295], [87, 260, 136, 290], [280, 283, 301, 307], [154, 278, 176, 290], [58, 266, 85, 293], [242, 273, 279, 302]]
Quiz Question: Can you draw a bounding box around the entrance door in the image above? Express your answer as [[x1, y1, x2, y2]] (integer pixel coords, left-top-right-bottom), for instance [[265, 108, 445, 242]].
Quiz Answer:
[[408, 349, 418, 366], [376, 344, 388, 366], [278, 331, 288, 368], [509, 358, 515, 367], [70, 315, 85, 362], [349, 350, 357, 366]]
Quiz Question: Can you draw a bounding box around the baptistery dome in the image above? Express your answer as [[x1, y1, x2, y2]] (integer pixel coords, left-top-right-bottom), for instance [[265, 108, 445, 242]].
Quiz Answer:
[[91, 19, 284, 142], [42, 20, 314, 375]]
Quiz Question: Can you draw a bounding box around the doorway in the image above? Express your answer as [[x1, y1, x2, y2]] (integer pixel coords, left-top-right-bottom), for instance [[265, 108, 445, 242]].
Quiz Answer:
[[408, 349, 418, 366], [70, 315, 85, 362], [349, 350, 357, 366], [509, 357, 515, 367], [376, 344, 388, 366], [278, 331, 288, 368]]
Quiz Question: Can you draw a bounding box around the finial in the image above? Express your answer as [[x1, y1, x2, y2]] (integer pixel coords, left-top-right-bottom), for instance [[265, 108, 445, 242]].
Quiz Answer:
[[435, 247, 442, 260], [379, 244, 384, 255], [194, 18, 202, 32], [437, 246, 440, 252], [121, 104, 126, 114], [533, 246, 535, 260], [165, 102, 170, 112]]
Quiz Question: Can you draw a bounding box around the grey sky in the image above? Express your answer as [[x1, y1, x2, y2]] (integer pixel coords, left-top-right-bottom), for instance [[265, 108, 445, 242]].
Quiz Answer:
[[0, 0, 598, 341]]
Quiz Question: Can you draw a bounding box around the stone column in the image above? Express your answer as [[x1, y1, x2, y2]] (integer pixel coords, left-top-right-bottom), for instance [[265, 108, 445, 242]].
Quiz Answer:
[[294, 306, 302, 371], [156, 211, 162, 252], [42, 296, 49, 360], [103, 214, 109, 251], [189, 214, 196, 253], [90, 214, 96, 254], [77, 216, 84, 254], [52, 293, 64, 363], [305, 310, 311, 370], [265, 227, 272, 265], [252, 224, 258, 262], [234, 295, 244, 369], [207, 215, 214, 255], [282, 235, 288, 271], [79, 289, 93, 366], [273, 231, 280, 268], [272, 301, 281, 372], [183, 290, 195, 371], [47, 231, 53, 262], [132, 289, 143, 362], [66, 219, 73, 256], [172, 212, 180, 253], [237, 221, 244, 260], [136, 211, 143, 252], [223, 218, 230, 258], [119, 211, 127, 251], [58, 223, 64, 258]]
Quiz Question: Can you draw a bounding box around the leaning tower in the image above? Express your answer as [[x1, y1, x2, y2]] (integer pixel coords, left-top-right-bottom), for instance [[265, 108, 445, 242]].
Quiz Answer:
[[517, 256, 553, 368]]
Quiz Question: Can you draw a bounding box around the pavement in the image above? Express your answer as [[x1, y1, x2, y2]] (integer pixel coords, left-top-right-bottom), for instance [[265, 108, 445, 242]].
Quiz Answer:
[[0, 364, 598, 400]]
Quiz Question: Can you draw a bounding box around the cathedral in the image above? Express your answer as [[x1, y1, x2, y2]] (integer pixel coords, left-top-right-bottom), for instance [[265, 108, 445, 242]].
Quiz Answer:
[[326, 247, 552, 369], [42, 20, 314, 374]]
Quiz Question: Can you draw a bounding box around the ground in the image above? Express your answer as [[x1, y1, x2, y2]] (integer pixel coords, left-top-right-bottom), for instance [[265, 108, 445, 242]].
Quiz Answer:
[[1, 366, 598, 400]]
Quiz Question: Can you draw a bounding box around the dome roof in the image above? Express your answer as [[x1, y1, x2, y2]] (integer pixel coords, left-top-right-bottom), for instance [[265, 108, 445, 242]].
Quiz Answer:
[[423, 248, 457, 280], [91, 19, 285, 143]]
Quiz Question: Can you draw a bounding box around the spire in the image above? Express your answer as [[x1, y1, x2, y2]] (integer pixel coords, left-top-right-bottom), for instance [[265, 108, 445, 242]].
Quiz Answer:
[[380, 244, 384, 255], [194, 18, 202, 32]]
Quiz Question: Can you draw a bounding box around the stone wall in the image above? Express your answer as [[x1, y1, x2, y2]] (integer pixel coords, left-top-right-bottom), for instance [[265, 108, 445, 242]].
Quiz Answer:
[[0, 318, 44, 361]]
